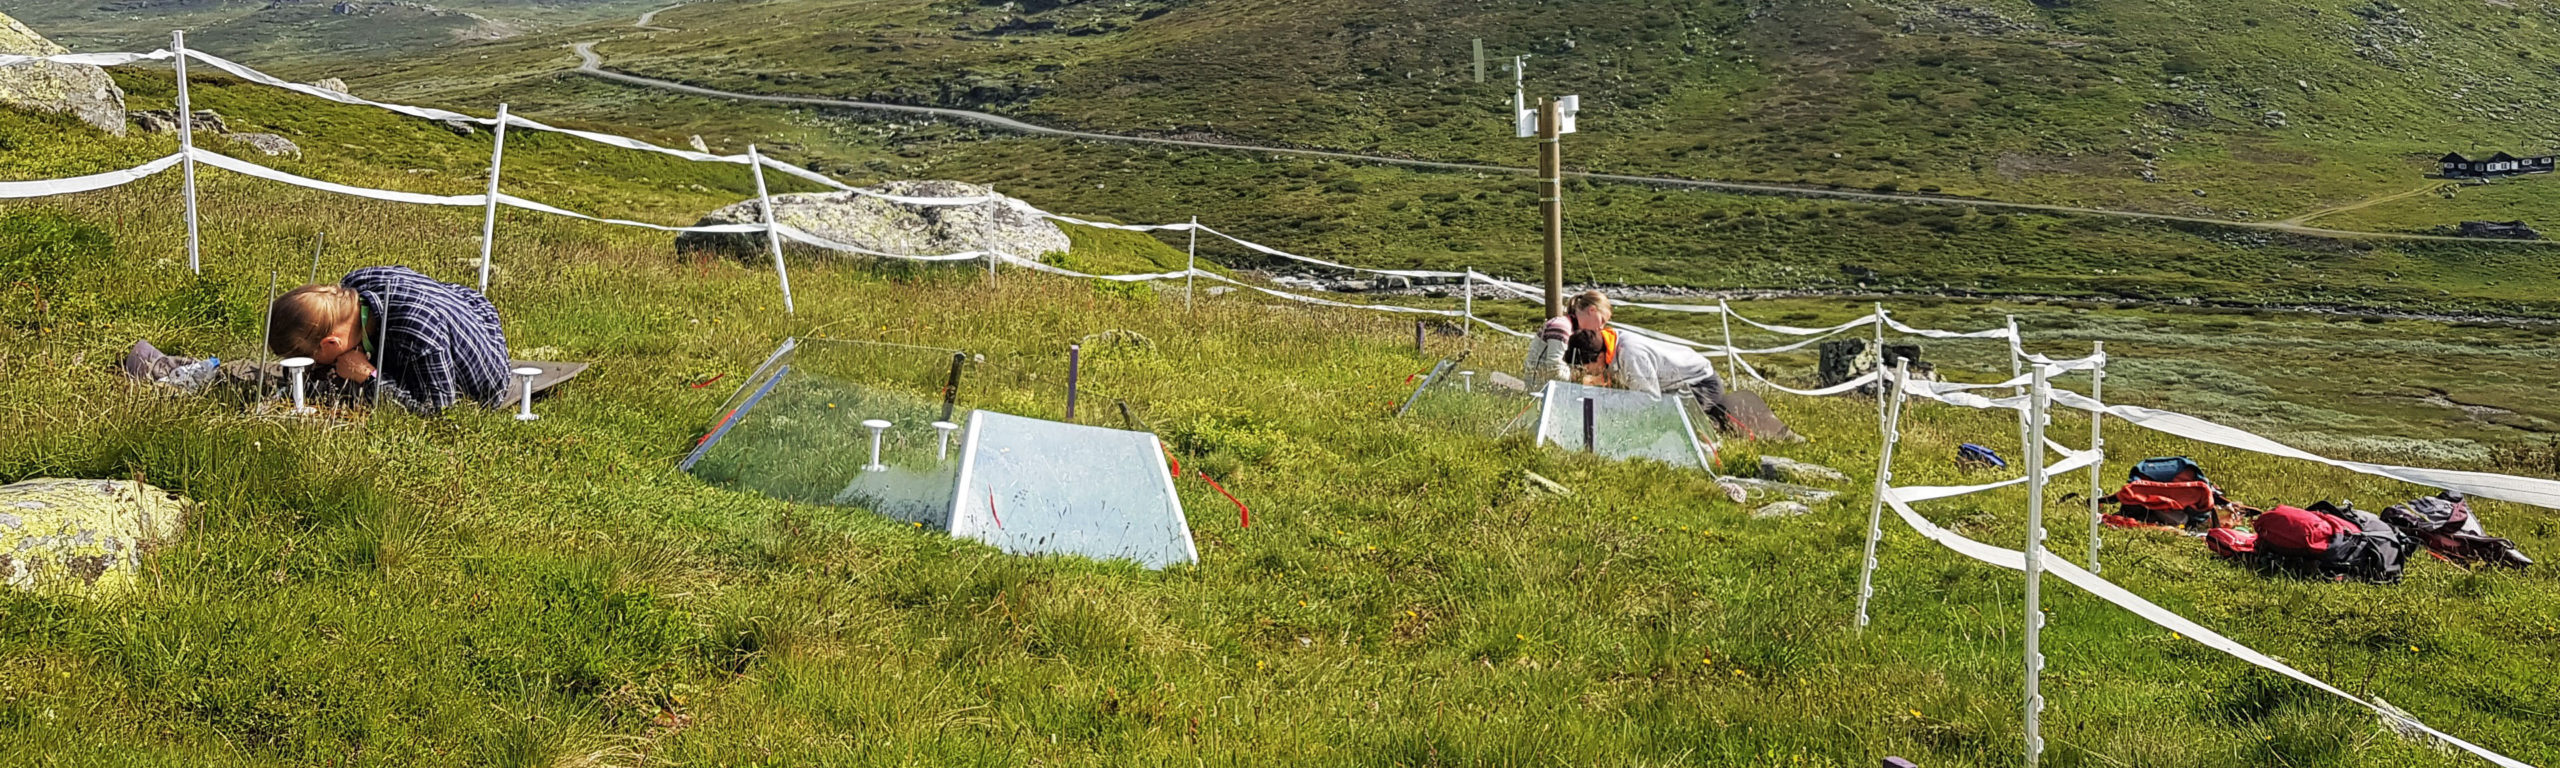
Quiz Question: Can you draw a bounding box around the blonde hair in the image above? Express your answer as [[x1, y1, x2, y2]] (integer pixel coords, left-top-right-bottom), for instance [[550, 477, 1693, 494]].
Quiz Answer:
[[1567, 290, 1610, 315], [267, 284, 360, 357]]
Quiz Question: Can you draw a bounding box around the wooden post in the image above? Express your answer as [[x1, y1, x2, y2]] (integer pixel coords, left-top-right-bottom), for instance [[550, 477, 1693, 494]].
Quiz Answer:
[[1539, 98, 1565, 319], [172, 31, 201, 275], [1581, 396, 1595, 453], [1415, 319, 1426, 356], [477, 103, 510, 294], [747, 145, 794, 314]]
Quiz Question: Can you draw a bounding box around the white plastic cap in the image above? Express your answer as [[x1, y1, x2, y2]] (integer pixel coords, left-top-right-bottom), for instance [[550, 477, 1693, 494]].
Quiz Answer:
[[511, 366, 542, 377], [278, 356, 315, 369], [932, 421, 958, 431], [861, 419, 892, 430]]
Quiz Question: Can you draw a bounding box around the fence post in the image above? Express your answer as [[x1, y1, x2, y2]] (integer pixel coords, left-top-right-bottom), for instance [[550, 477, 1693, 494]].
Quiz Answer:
[[1856, 358, 1910, 629], [1871, 303, 1887, 424], [172, 31, 201, 275], [746, 145, 794, 314], [477, 103, 510, 294], [1415, 319, 1426, 356], [2010, 314, 2027, 465], [1718, 297, 1737, 388], [2087, 340, 2107, 573], [1461, 268, 1474, 336], [2023, 366, 2052, 768], [1185, 215, 1198, 312]]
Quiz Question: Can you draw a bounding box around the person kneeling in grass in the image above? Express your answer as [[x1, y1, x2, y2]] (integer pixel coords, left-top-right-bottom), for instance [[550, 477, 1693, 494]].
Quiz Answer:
[[267, 266, 511, 413], [1565, 327, 1733, 431], [1524, 290, 1613, 384]]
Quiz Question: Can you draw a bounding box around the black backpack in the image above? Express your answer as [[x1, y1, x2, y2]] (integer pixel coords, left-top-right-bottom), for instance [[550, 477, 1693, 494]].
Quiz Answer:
[[2380, 491, 2534, 568], [2304, 501, 2416, 584]]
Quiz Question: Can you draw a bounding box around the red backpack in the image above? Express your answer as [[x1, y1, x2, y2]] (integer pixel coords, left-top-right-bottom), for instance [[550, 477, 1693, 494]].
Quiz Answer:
[[2255, 505, 2345, 554]]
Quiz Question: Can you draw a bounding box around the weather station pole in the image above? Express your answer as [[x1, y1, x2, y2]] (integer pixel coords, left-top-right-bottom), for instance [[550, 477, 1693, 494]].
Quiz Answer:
[[1512, 55, 1577, 319]]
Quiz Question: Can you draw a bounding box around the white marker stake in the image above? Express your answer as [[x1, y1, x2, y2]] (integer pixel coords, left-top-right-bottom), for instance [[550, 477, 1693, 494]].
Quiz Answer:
[[1717, 298, 1737, 387], [933, 420, 959, 462], [1461, 268, 1474, 335], [1856, 359, 1909, 629], [1460, 370, 1475, 393], [173, 31, 201, 274], [477, 103, 511, 294], [1185, 215, 1198, 312], [512, 366, 542, 421], [2023, 366, 2051, 767], [279, 356, 315, 415], [862, 419, 892, 472], [747, 145, 794, 314]]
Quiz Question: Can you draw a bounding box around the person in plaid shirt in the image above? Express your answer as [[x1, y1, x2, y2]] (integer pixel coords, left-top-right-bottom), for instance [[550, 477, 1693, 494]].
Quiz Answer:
[[266, 266, 511, 413]]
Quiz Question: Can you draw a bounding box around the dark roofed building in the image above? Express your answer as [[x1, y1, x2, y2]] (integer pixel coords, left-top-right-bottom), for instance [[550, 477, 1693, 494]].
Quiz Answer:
[[2441, 151, 2557, 177]]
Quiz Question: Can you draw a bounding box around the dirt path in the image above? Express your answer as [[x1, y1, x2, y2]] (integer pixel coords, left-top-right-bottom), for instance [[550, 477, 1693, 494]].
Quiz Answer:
[[2280, 182, 2449, 226], [567, 33, 2538, 247]]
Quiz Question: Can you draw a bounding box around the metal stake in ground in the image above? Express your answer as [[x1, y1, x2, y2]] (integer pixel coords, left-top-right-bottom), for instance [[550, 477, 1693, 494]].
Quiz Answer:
[[939, 352, 965, 423], [934, 421, 959, 462], [2023, 366, 2052, 767], [512, 366, 542, 421], [1064, 343, 1082, 421]]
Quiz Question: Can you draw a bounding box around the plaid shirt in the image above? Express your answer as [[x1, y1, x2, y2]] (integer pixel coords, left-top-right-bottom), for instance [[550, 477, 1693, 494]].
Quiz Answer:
[[343, 266, 511, 412]]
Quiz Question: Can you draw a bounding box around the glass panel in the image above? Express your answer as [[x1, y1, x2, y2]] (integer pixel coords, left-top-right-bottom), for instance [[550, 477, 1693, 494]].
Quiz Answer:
[[1536, 381, 1711, 470], [951, 410, 1196, 569], [1399, 359, 1541, 437]]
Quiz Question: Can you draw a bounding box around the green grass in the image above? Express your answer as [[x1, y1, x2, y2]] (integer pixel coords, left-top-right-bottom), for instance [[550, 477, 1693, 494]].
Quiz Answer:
[[5, 94, 2560, 767]]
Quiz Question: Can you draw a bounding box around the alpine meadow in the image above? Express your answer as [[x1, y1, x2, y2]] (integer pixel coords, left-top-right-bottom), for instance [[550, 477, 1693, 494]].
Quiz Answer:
[[2, 1, 2559, 767]]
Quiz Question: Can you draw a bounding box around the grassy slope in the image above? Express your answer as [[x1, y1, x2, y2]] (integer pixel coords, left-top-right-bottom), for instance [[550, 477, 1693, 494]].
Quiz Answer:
[[4, 67, 2560, 767]]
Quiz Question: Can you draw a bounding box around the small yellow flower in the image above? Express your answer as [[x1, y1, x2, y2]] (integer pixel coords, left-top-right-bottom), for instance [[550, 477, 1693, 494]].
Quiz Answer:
[[1910, 709, 1923, 719], [1514, 633, 1525, 641], [827, 403, 836, 408]]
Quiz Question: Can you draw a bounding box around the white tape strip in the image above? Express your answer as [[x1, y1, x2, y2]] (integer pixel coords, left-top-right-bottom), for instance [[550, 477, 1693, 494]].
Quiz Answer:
[[1200, 225, 1466, 279], [0, 154, 183, 198], [0, 50, 175, 67], [1888, 314, 2021, 340], [1731, 353, 1879, 397], [1042, 213, 1201, 233], [193, 150, 486, 206], [1880, 486, 2533, 768], [184, 50, 492, 126], [2098, 403, 2560, 511], [1196, 271, 1464, 316], [498, 193, 764, 234]]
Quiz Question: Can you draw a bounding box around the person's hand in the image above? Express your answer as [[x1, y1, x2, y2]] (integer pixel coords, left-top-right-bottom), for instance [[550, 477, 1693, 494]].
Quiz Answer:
[[334, 350, 375, 382]]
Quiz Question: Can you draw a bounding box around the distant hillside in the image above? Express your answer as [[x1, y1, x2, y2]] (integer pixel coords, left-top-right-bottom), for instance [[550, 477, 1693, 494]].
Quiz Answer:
[[4, 0, 655, 66], [547, 0, 2560, 220]]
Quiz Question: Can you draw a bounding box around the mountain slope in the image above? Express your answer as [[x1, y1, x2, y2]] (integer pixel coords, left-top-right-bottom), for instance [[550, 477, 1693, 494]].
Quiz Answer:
[[555, 0, 2560, 220]]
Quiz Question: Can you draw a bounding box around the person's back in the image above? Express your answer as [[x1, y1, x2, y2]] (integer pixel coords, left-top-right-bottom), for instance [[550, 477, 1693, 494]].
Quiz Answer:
[[1607, 330, 1717, 395], [268, 266, 511, 412]]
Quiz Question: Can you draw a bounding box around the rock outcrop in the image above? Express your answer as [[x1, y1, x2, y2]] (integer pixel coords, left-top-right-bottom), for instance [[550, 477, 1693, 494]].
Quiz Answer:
[[226, 132, 302, 157], [130, 108, 231, 135], [1, 478, 191, 597], [0, 12, 128, 135], [676, 180, 1072, 261]]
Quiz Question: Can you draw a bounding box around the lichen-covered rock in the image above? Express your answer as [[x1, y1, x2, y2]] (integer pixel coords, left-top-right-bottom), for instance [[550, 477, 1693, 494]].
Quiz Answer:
[[1759, 455, 1849, 485], [312, 77, 349, 94], [130, 108, 230, 135], [226, 132, 302, 157], [0, 12, 127, 135], [676, 180, 1071, 262], [1, 478, 192, 596]]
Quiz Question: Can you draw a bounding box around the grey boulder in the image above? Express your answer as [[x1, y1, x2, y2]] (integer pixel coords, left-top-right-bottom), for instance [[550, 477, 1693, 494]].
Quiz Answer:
[[676, 180, 1071, 262], [0, 12, 127, 136], [226, 132, 301, 157]]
